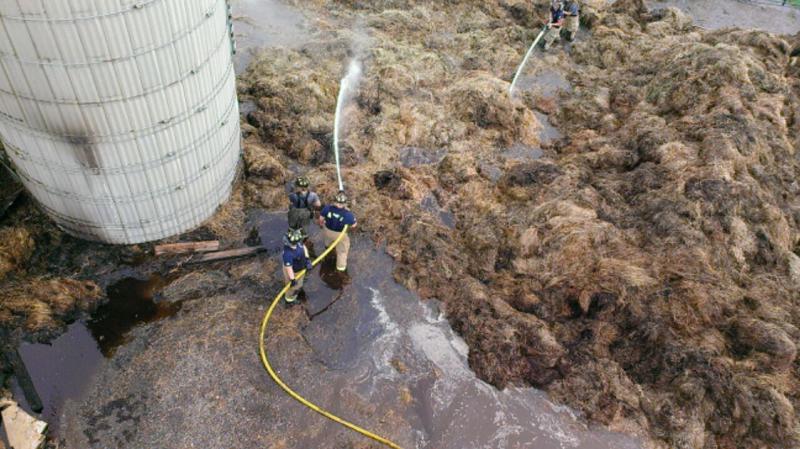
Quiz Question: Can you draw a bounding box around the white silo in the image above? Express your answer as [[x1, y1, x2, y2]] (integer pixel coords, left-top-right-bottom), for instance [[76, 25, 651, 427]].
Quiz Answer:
[[0, 0, 241, 244]]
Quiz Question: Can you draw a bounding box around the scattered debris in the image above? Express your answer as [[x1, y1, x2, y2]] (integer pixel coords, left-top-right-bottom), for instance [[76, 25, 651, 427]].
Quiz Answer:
[[0, 400, 47, 449]]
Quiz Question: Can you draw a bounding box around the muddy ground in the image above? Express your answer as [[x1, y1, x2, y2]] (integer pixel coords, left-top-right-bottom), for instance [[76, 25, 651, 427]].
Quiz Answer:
[[2, 0, 800, 448]]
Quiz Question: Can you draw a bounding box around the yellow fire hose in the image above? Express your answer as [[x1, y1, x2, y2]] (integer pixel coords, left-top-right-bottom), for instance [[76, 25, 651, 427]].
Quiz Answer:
[[258, 225, 404, 449]]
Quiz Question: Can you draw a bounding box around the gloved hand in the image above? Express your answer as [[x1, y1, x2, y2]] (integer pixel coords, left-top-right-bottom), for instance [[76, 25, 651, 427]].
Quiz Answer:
[[290, 279, 297, 287], [306, 261, 313, 270]]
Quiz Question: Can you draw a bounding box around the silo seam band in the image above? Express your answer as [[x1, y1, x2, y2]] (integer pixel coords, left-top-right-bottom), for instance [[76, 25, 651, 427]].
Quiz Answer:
[[45, 167, 235, 233], [5, 93, 238, 175], [9, 122, 239, 205], [38, 165, 236, 231], [0, 0, 164, 23], [0, 61, 234, 143], [0, 22, 229, 107], [0, 0, 219, 67]]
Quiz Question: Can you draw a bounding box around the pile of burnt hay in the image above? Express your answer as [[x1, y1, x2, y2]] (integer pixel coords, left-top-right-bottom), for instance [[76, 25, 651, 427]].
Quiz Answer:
[[0, 278, 102, 338], [237, 47, 340, 166], [235, 0, 799, 447], [0, 185, 105, 339], [444, 2, 800, 448]]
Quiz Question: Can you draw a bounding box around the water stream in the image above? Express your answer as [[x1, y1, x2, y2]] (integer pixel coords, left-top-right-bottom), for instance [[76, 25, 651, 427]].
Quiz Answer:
[[333, 59, 363, 192]]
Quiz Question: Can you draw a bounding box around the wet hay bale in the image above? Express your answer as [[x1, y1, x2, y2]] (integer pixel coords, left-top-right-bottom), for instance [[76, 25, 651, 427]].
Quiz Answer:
[[0, 278, 102, 336], [0, 227, 33, 279], [238, 47, 339, 165], [729, 318, 797, 371], [446, 73, 540, 146], [447, 278, 566, 388], [501, 161, 563, 187], [242, 143, 288, 183]]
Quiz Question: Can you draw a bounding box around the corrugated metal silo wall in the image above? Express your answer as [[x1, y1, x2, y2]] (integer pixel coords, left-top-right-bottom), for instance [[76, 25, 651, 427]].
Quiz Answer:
[[0, 0, 241, 244]]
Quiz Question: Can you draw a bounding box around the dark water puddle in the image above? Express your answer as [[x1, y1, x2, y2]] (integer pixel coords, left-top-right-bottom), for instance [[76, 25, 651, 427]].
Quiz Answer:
[[400, 146, 446, 167], [15, 323, 103, 435], [239, 99, 257, 116], [13, 275, 181, 434], [478, 163, 503, 183], [534, 111, 563, 144], [502, 143, 544, 162], [421, 195, 455, 228], [13, 273, 179, 436], [89, 275, 179, 357], [248, 209, 290, 255], [517, 68, 571, 97]]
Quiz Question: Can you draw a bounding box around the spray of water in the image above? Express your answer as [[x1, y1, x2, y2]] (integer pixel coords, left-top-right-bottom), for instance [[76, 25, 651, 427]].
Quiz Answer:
[[509, 25, 547, 96], [333, 59, 363, 192]]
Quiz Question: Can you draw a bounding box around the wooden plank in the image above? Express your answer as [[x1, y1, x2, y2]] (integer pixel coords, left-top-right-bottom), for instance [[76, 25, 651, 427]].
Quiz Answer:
[[154, 241, 220, 256], [186, 246, 263, 264], [2, 348, 42, 413]]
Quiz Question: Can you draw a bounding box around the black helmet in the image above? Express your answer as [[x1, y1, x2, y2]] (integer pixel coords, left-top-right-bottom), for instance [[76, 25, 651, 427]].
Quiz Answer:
[[295, 176, 310, 188], [286, 228, 304, 244], [334, 191, 348, 204]]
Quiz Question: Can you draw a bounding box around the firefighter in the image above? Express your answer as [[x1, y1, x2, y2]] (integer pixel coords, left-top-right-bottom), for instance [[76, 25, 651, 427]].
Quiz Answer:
[[287, 176, 322, 236], [318, 191, 357, 272], [281, 228, 312, 305], [542, 0, 565, 51], [563, 0, 580, 42]]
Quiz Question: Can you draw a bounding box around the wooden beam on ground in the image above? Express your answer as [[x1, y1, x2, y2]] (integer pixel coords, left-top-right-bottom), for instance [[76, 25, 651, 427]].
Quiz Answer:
[[154, 241, 220, 256], [186, 246, 264, 264], [2, 349, 42, 414]]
